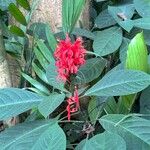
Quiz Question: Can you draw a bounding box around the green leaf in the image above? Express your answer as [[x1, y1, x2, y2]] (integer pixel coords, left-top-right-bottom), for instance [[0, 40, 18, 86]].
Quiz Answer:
[[62, 0, 85, 33], [46, 61, 65, 92], [16, 0, 30, 10], [32, 62, 48, 84], [45, 24, 57, 52], [100, 114, 150, 150], [134, 0, 150, 17], [108, 5, 134, 32], [22, 73, 50, 95], [38, 93, 65, 118], [72, 28, 95, 40], [9, 25, 25, 37], [75, 58, 106, 84], [0, 88, 43, 120], [93, 26, 122, 56], [134, 18, 150, 30], [143, 30, 150, 46], [95, 9, 116, 29], [85, 131, 126, 150], [85, 70, 150, 96], [126, 32, 148, 72], [36, 39, 54, 62], [8, 3, 27, 26], [0, 121, 66, 150]]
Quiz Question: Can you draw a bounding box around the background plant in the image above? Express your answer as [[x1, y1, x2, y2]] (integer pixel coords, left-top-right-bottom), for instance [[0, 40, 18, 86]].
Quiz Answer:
[[0, 0, 150, 150]]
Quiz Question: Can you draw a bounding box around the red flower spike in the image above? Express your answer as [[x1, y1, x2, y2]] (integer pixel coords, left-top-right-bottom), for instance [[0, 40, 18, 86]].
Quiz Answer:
[[54, 35, 86, 82], [66, 87, 80, 121]]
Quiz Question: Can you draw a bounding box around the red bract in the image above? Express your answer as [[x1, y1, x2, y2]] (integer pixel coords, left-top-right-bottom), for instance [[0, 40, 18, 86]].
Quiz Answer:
[[66, 87, 79, 121], [54, 35, 86, 82]]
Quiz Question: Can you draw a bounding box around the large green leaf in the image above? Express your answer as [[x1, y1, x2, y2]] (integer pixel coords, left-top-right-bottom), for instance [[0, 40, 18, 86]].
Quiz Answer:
[[84, 131, 126, 150], [134, 0, 150, 17], [0, 88, 43, 120], [100, 114, 150, 150], [93, 26, 122, 56], [0, 121, 66, 150], [0, 0, 15, 10], [75, 58, 106, 84], [108, 5, 134, 32], [126, 32, 148, 72], [8, 3, 27, 26], [85, 70, 150, 96], [134, 18, 150, 30], [62, 0, 85, 33], [95, 9, 116, 29], [38, 93, 65, 118], [46, 61, 65, 92]]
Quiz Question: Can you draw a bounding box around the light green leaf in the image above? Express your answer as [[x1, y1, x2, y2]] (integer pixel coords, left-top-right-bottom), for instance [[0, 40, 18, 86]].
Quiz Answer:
[[100, 114, 150, 150], [126, 32, 148, 72], [46, 61, 65, 92], [75, 58, 106, 84], [0, 121, 66, 150], [93, 26, 122, 56], [134, 0, 150, 17], [0, 88, 43, 120], [85, 131, 126, 150], [38, 93, 65, 118], [85, 70, 150, 96], [8, 3, 27, 26], [95, 9, 116, 29]]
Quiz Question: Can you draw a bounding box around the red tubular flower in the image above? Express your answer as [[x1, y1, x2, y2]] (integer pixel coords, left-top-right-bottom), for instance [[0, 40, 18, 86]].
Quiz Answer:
[[54, 35, 86, 82], [66, 87, 80, 121]]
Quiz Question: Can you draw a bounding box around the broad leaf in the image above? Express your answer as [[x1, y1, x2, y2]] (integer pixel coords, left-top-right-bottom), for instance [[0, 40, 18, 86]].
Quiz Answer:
[[85, 70, 150, 96], [85, 131, 126, 150], [0, 88, 43, 120], [95, 9, 116, 29], [38, 93, 65, 118], [0, 121, 66, 150], [100, 114, 150, 150], [75, 58, 106, 84], [93, 26, 122, 56], [134, 18, 150, 30], [134, 0, 150, 17]]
